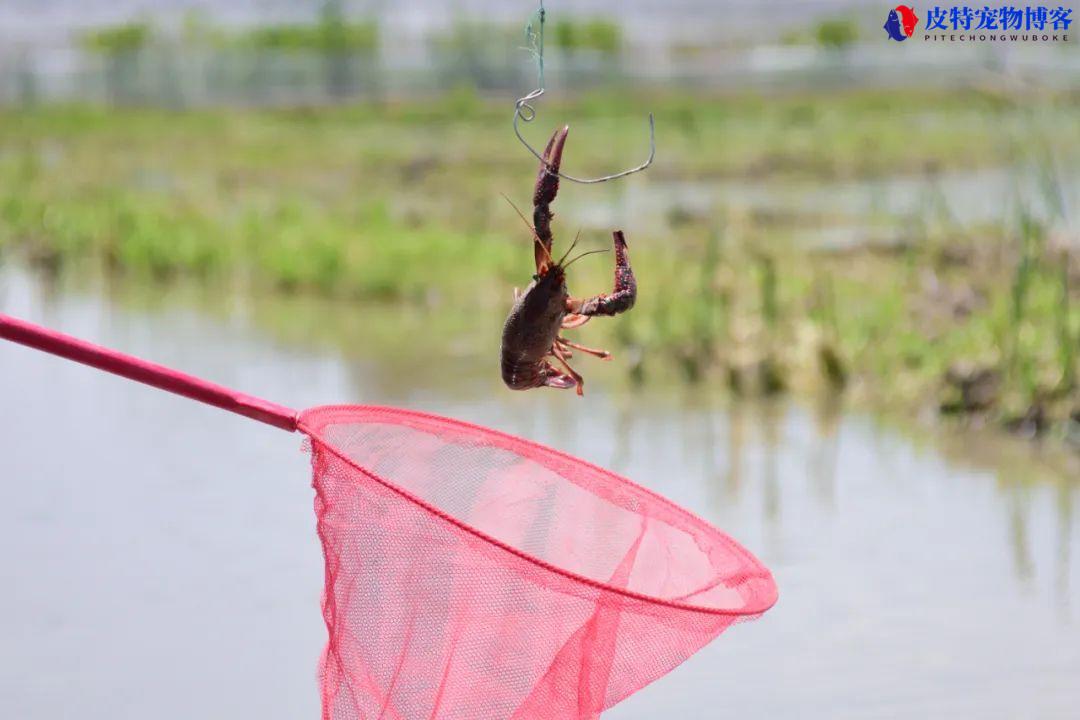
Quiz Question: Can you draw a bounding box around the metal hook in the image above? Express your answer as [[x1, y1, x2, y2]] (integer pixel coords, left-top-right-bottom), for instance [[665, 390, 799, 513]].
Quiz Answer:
[[514, 1, 655, 184]]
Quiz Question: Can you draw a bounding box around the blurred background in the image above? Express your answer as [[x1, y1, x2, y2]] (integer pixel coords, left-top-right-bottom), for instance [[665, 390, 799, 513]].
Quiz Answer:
[[1, 0, 1079, 718]]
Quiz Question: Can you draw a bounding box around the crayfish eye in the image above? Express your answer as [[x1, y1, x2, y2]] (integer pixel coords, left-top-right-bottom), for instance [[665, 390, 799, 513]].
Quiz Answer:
[[532, 274, 539, 281]]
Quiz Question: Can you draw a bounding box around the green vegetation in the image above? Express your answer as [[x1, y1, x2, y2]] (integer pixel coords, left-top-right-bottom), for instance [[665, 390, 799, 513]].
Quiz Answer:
[[1, 88, 1078, 438], [815, 18, 859, 50], [234, 20, 378, 53], [84, 14, 379, 54], [82, 23, 152, 55], [550, 19, 622, 54]]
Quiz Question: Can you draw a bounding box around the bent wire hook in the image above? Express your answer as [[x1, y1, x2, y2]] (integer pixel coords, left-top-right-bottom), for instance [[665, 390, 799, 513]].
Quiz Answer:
[[514, 1, 655, 184]]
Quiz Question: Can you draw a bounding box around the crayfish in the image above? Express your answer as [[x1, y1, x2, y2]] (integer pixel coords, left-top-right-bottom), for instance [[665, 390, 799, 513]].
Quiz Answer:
[[500, 126, 637, 396]]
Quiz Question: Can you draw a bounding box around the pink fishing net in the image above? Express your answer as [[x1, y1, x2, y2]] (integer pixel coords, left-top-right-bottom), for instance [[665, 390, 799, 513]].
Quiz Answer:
[[299, 406, 777, 720]]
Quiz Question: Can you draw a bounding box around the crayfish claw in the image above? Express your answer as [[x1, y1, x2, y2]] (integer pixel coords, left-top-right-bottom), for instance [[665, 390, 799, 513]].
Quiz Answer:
[[533, 126, 569, 272], [570, 230, 637, 318], [534, 125, 568, 209]]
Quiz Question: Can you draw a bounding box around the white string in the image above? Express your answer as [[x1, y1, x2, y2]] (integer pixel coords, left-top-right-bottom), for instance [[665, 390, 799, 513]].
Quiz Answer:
[[513, 0, 655, 184]]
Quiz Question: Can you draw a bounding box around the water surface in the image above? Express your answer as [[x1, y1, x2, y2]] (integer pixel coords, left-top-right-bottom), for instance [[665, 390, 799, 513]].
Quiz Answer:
[[1, 265, 1078, 719]]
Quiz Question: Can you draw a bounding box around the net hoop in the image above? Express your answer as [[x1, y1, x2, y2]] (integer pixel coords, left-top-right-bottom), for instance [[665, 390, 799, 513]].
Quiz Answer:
[[299, 405, 778, 618]]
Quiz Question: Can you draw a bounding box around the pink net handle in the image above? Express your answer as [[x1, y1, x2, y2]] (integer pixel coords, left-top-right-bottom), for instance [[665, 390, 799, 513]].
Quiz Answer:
[[0, 313, 299, 431]]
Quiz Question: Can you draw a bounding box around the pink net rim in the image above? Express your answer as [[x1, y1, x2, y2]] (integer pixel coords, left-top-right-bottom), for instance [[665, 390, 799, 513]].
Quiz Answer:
[[298, 404, 778, 618]]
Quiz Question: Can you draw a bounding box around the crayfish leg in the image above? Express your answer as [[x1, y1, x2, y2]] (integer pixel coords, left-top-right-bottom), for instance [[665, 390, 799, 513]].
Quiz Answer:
[[558, 337, 611, 361], [551, 345, 585, 396], [560, 312, 590, 329]]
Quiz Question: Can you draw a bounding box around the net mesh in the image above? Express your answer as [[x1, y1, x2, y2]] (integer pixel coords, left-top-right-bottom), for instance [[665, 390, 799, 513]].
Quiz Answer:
[[299, 406, 777, 720]]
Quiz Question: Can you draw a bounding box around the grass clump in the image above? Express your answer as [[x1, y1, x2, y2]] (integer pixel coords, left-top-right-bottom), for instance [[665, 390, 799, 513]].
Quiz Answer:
[[82, 23, 152, 55], [550, 18, 622, 54]]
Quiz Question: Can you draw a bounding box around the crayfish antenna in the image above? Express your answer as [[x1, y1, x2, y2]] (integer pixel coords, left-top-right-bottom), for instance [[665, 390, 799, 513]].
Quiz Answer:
[[501, 192, 554, 271], [555, 229, 582, 267], [562, 246, 609, 270]]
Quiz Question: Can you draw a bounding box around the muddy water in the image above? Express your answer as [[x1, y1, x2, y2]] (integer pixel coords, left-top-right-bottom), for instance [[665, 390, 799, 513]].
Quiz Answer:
[[1, 265, 1078, 719]]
